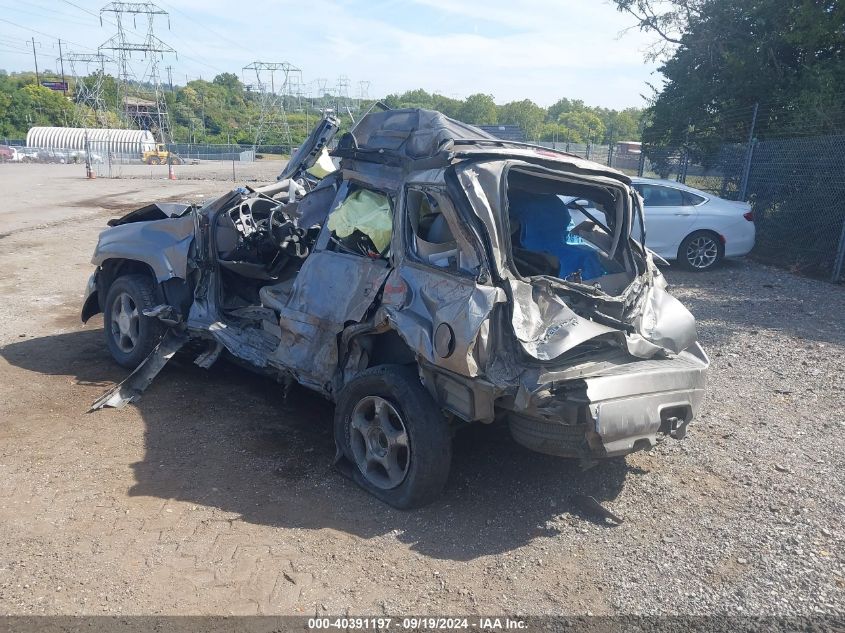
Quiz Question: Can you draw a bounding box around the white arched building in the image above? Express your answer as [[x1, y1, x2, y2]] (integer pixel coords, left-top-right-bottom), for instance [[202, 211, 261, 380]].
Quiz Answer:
[[25, 127, 156, 155]]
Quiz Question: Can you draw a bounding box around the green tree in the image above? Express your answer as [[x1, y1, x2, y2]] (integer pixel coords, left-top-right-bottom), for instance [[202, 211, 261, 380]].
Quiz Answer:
[[557, 109, 606, 144], [8, 84, 74, 131], [612, 0, 845, 151], [212, 72, 241, 93], [499, 99, 545, 140], [460, 93, 497, 125], [547, 97, 585, 122]]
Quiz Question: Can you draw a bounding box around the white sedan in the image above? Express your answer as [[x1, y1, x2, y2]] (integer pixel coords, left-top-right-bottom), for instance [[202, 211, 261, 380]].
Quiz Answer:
[[630, 177, 755, 271]]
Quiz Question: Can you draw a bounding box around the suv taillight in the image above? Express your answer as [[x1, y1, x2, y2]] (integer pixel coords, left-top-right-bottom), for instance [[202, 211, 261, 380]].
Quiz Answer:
[[743, 210, 754, 222]]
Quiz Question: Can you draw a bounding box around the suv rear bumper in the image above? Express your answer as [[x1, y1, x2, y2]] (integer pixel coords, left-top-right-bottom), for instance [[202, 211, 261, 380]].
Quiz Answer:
[[508, 343, 709, 458]]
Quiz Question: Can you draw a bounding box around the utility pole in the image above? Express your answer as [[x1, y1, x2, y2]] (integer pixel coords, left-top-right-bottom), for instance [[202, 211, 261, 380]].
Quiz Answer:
[[166, 65, 173, 91], [28, 38, 41, 85], [57, 39, 67, 94]]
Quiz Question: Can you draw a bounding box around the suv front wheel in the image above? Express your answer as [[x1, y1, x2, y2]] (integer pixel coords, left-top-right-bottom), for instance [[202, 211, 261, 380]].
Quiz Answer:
[[335, 365, 452, 509], [103, 274, 164, 368]]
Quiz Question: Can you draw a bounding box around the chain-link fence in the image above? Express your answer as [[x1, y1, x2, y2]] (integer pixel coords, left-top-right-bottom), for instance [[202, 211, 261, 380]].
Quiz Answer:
[[635, 136, 845, 282], [545, 128, 845, 283], [1, 141, 263, 180]]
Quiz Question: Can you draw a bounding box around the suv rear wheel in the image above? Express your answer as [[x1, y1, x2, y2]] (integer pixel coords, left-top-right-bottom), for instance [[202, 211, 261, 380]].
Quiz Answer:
[[335, 365, 452, 508], [103, 274, 164, 368]]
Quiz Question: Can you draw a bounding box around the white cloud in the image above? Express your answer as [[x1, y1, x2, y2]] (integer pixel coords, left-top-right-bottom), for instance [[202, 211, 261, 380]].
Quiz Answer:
[[0, 0, 661, 109]]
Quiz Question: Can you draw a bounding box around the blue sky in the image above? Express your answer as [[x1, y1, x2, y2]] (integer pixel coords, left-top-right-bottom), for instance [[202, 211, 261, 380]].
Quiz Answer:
[[0, 0, 662, 109]]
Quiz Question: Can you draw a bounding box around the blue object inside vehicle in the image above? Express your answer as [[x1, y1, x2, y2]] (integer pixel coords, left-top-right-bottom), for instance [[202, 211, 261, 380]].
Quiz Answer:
[[508, 191, 607, 280]]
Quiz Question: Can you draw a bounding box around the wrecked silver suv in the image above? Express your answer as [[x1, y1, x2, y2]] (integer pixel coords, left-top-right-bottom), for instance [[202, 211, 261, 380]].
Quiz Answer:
[[82, 109, 708, 508]]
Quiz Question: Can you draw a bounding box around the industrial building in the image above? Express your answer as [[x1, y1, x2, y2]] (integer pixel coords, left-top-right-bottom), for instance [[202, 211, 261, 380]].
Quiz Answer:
[[25, 127, 156, 155]]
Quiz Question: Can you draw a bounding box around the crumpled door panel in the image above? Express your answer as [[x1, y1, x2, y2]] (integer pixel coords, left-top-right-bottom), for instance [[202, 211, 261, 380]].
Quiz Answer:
[[267, 251, 391, 389], [380, 267, 505, 377]]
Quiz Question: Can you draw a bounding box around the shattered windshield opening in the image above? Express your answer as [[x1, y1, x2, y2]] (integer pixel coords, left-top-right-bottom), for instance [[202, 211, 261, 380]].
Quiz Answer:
[[505, 167, 637, 295]]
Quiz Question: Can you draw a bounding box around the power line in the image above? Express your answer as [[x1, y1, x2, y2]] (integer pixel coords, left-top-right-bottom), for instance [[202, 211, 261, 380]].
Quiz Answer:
[[0, 17, 94, 51], [155, 0, 255, 55], [59, 0, 229, 80], [0, 2, 96, 29]]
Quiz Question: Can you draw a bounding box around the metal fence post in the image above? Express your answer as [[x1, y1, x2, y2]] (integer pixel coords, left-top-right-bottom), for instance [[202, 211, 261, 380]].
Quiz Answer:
[[832, 217, 845, 282], [739, 103, 759, 200], [637, 149, 645, 177], [676, 149, 689, 183]]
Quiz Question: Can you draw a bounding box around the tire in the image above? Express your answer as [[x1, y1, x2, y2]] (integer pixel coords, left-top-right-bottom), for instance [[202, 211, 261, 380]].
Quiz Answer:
[[334, 365, 452, 509], [677, 230, 724, 272], [103, 274, 164, 368]]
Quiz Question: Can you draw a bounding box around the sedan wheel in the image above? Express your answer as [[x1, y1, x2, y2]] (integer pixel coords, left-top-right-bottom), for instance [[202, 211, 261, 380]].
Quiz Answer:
[[678, 231, 723, 271]]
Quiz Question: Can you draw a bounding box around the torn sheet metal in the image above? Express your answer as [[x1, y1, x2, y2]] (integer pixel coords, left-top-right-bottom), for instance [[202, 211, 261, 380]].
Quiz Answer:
[[92, 214, 196, 282], [88, 330, 188, 411], [507, 279, 617, 361], [207, 321, 278, 369], [455, 164, 506, 272], [265, 251, 392, 390], [107, 202, 192, 227], [380, 267, 505, 376], [193, 342, 224, 369], [631, 283, 697, 355]]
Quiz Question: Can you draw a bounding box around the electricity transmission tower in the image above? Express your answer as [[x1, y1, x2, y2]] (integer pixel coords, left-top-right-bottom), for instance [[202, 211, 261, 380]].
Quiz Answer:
[[314, 78, 328, 113], [99, 2, 176, 141], [285, 67, 304, 112], [357, 80, 370, 109], [242, 61, 298, 150], [64, 52, 112, 127], [335, 75, 351, 114]]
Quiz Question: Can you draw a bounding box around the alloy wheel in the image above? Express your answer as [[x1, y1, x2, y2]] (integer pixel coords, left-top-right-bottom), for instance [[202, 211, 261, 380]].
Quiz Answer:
[[349, 395, 411, 490], [685, 235, 719, 269], [110, 291, 140, 353]]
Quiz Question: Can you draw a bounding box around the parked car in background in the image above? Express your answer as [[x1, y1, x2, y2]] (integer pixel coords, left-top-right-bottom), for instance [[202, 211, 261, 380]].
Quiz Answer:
[[631, 178, 755, 271], [567, 178, 755, 272], [0, 145, 18, 162], [68, 150, 105, 164], [17, 147, 40, 162], [37, 149, 67, 164]]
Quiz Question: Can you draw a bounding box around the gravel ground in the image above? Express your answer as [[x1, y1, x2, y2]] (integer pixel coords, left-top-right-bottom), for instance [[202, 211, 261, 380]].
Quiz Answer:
[[593, 262, 845, 615], [0, 164, 842, 617]]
